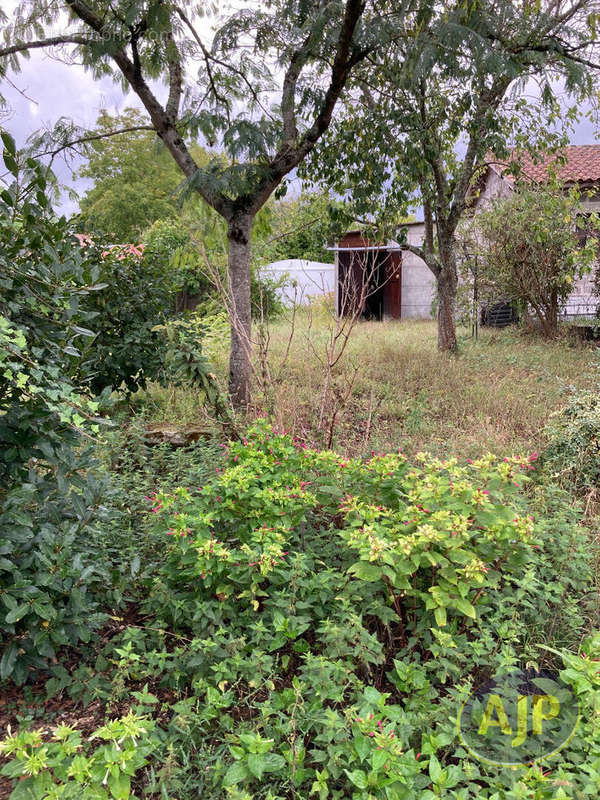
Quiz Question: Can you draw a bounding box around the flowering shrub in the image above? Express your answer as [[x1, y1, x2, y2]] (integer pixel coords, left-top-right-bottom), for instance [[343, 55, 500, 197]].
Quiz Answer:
[[36, 420, 591, 800], [341, 451, 537, 638], [149, 421, 541, 650], [0, 712, 157, 799]]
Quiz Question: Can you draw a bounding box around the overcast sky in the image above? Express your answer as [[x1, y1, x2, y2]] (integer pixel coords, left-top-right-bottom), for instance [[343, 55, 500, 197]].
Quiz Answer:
[[1, 0, 598, 217], [3, 56, 137, 205]]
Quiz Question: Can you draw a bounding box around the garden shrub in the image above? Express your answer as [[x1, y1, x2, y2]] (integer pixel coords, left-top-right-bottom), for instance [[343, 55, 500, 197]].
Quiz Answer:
[[0, 711, 157, 799], [144, 216, 283, 320], [115, 420, 595, 797], [77, 241, 173, 395], [3, 418, 591, 798], [0, 136, 120, 682], [148, 421, 541, 640], [542, 389, 600, 495]]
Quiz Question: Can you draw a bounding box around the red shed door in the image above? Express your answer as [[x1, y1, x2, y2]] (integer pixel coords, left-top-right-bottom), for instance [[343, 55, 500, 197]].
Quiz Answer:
[[387, 253, 402, 319]]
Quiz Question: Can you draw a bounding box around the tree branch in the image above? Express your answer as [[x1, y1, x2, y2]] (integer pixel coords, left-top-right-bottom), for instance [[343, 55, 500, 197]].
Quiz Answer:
[[62, 0, 233, 218], [402, 241, 441, 278], [281, 32, 314, 147], [173, 4, 272, 122], [0, 35, 93, 59], [447, 77, 511, 232], [164, 26, 183, 121], [35, 124, 157, 159], [250, 0, 366, 212]]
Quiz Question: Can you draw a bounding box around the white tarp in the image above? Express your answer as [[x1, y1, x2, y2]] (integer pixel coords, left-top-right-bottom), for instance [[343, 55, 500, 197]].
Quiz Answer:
[[258, 259, 335, 305]]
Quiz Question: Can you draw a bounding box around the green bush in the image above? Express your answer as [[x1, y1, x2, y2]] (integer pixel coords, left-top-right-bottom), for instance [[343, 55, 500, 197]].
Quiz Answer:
[[0, 711, 157, 799], [6, 419, 590, 798], [144, 216, 283, 320], [0, 134, 120, 683], [112, 421, 594, 798], [77, 241, 173, 395], [542, 389, 600, 495]]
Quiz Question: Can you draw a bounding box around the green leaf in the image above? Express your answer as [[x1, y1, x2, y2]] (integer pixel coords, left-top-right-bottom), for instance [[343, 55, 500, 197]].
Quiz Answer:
[[5, 604, 29, 624], [345, 769, 368, 789], [348, 561, 382, 582], [262, 753, 286, 773], [0, 643, 18, 680], [107, 770, 131, 800], [3, 153, 18, 178], [429, 755, 442, 783], [354, 733, 370, 761], [454, 597, 476, 619], [371, 748, 387, 772], [247, 753, 266, 780], [223, 761, 249, 786], [433, 606, 447, 627], [1, 131, 16, 155]]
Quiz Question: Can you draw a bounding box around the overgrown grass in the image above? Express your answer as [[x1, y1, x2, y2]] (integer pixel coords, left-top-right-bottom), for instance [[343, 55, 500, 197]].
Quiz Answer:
[[143, 313, 597, 458]]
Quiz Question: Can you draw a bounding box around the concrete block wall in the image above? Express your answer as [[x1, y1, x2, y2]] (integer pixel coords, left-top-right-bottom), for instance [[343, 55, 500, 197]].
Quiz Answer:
[[401, 223, 436, 319]]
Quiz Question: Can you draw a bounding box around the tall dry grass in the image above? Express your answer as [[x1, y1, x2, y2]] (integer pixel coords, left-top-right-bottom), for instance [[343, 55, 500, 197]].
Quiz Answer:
[[146, 308, 597, 458]]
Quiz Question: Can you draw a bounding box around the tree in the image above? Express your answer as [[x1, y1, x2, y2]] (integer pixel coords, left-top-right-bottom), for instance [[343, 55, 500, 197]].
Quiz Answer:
[[308, 0, 600, 351], [473, 182, 599, 337], [78, 109, 183, 241], [1, 0, 403, 407], [258, 191, 349, 264], [77, 108, 215, 241]]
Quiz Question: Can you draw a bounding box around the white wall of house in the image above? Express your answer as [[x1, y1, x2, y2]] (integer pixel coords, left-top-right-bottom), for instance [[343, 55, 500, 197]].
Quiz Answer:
[[566, 191, 600, 314], [401, 223, 436, 319], [257, 259, 335, 306]]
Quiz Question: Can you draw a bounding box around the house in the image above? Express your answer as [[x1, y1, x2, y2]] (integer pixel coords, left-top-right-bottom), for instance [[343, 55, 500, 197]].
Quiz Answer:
[[331, 144, 600, 323], [475, 145, 600, 318]]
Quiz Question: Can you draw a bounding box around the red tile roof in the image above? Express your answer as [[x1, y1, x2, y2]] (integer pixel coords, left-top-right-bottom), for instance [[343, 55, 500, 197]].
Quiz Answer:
[[493, 145, 600, 185]]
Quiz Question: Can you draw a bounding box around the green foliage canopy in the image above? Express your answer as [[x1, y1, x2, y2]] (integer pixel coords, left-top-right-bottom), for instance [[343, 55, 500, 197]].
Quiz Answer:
[[0, 131, 113, 682], [78, 109, 212, 242], [474, 182, 599, 337]]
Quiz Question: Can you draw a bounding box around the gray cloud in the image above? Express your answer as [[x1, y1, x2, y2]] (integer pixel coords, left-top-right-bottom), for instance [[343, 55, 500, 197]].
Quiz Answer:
[[1, 0, 597, 218]]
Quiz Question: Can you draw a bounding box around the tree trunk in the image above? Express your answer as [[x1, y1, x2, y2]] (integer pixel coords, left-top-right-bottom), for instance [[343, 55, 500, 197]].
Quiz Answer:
[[227, 214, 253, 408], [546, 287, 559, 338], [437, 273, 458, 351]]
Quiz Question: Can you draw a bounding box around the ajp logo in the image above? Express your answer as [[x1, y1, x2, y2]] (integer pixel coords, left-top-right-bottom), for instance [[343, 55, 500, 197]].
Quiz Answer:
[[458, 669, 579, 766]]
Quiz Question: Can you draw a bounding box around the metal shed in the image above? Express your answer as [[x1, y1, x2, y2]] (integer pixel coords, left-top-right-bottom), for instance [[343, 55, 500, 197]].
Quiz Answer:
[[330, 231, 402, 320]]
